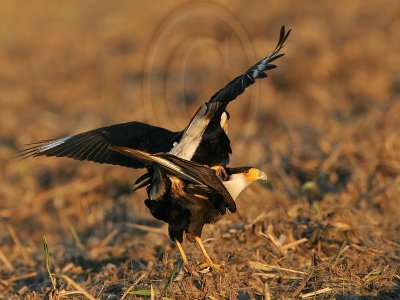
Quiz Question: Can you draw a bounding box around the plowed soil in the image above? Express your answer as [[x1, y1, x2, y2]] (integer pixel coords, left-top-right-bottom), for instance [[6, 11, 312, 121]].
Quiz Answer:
[[1, 1, 399, 299]]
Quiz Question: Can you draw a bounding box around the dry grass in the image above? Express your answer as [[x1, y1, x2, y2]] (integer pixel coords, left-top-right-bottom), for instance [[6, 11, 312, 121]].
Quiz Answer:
[[1, 0, 399, 299]]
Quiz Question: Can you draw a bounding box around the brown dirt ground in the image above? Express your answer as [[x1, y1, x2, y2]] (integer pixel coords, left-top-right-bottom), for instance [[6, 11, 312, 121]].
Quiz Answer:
[[1, 1, 399, 299]]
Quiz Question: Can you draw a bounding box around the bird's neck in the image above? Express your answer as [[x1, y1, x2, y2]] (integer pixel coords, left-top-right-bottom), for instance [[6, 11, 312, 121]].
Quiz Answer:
[[223, 173, 252, 200]]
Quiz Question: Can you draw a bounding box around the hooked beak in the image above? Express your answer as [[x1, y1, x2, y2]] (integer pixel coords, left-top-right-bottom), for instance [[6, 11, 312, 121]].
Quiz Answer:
[[258, 170, 268, 181], [246, 168, 268, 182]]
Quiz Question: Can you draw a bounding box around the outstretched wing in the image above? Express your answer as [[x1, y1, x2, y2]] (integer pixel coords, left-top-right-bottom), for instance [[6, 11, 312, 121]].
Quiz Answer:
[[209, 25, 291, 104], [109, 146, 236, 212], [19, 122, 182, 169], [172, 26, 291, 165], [19, 26, 290, 170]]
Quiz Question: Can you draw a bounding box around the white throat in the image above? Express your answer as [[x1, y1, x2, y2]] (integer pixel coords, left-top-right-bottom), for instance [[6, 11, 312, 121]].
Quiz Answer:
[[223, 173, 252, 200]]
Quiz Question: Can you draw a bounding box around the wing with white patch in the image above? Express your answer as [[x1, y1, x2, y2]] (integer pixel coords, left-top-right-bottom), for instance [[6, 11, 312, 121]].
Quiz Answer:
[[19, 121, 182, 169], [173, 26, 290, 166], [169, 101, 224, 160]]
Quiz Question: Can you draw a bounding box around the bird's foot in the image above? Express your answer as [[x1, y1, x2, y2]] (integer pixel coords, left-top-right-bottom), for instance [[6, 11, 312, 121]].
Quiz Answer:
[[198, 259, 224, 271], [210, 166, 228, 180]]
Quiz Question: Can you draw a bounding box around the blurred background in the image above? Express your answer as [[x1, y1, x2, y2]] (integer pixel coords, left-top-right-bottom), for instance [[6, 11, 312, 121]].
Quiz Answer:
[[1, 0, 399, 298]]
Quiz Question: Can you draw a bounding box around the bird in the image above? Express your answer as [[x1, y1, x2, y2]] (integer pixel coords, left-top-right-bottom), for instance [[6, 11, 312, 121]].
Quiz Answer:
[[19, 26, 290, 177], [19, 26, 290, 269], [108, 145, 268, 270]]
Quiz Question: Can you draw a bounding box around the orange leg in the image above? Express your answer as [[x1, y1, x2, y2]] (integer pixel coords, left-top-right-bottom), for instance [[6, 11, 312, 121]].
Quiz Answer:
[[175, 240, 189, 265], [194, 237, 223, 271]]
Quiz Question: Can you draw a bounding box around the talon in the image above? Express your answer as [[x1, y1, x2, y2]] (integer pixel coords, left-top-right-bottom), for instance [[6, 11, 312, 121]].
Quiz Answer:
[[194, 236, 223, 271], [199, 260, 224, 271]]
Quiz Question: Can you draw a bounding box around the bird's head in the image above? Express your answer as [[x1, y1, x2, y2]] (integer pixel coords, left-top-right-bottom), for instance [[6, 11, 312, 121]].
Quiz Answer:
[[223, 167, 268, 200], [243, 167, 268, 183]]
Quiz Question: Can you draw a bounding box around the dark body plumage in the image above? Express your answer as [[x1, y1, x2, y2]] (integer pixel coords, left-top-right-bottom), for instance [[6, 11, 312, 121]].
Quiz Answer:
[[144, 187, 227, 243], [144, 167, 251, 242], [109, 146, 239, 243]]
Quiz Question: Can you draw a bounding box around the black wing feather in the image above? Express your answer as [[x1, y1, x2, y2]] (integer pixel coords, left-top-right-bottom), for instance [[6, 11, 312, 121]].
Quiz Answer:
[[209, 25, 290, 104], [19, 122, 182, 169]]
